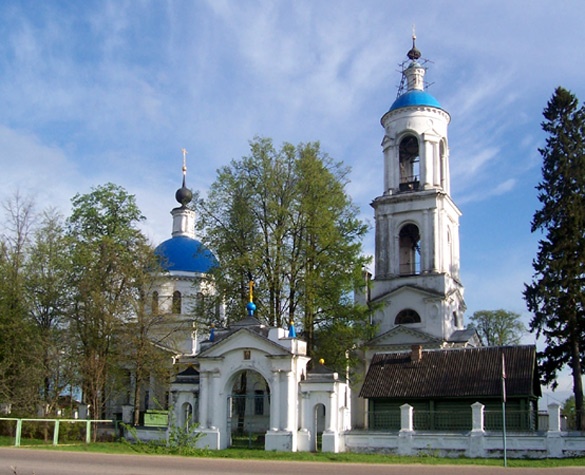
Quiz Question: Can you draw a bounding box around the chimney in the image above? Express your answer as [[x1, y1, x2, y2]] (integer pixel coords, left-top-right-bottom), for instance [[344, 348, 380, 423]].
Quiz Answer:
[[411, 344, 423, 363]]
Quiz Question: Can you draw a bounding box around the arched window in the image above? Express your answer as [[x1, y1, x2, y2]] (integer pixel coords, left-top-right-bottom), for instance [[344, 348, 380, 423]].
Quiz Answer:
[[399, 223, 421, 275], [172, 291, 182, 314], [151, 291, 159, 315], [399, 135, 420, 191], [452, 311, 460, 328], [395, 309, 421, 325], [182, 402, 192, 430]]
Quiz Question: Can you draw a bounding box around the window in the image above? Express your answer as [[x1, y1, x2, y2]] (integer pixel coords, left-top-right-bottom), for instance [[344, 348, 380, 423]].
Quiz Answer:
[[399, 135, 420, 191], [151, 291, 159, 315], [172, 291, 182, 314], [395, 309, 421, 324], [399, 223, 421, 275]]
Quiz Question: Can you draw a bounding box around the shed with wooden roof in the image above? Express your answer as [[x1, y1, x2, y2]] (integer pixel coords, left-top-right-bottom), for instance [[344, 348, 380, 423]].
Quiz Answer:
[[360, 345, 541, 431]]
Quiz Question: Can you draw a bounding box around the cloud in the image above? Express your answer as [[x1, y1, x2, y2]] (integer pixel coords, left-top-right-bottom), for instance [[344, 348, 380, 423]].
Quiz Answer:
[[0, 125, 81, 214], [458, 178, 517, 205]]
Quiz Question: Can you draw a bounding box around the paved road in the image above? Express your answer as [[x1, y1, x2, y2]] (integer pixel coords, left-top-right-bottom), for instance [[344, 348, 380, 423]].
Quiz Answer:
[[0, 448, 583, 475]]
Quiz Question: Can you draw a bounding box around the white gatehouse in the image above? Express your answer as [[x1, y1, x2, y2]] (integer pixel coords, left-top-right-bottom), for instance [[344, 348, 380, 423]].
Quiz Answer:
[[171, 315, 350, 451]]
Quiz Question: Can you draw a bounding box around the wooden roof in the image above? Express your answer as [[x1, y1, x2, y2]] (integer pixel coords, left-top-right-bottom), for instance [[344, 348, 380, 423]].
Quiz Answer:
[[359, 345, 541, 400]]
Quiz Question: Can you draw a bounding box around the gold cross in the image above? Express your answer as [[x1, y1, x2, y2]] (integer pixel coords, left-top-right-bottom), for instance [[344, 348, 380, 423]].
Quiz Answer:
[[181, 148, 188, 174]]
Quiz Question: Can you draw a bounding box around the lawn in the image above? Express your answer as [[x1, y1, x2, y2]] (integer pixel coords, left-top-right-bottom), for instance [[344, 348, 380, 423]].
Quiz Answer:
[[1, 437, 584, 468]]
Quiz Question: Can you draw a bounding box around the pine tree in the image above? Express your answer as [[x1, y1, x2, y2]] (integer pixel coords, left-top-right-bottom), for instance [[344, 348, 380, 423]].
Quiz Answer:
[[524, 86, 585, 430]]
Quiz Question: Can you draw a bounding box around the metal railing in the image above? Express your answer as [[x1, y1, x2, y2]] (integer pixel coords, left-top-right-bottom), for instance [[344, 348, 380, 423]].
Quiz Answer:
[[484, 410, 538, 432], [0, 417, 113, 446], [368, 409, 538, 433], [414, 410, 471, 431]]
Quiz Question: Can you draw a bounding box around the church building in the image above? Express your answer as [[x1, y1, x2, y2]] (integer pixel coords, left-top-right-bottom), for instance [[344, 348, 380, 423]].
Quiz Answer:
[[130, 36, 540, 451]]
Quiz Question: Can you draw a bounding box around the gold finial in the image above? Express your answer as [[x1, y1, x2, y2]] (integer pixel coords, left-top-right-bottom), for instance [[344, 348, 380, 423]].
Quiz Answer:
[[248, 279, 254, 303], [319, 358, 325, 365]]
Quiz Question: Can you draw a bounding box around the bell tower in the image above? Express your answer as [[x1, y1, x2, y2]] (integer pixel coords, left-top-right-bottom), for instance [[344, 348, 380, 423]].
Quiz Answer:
[[369, 36, 467, 348]]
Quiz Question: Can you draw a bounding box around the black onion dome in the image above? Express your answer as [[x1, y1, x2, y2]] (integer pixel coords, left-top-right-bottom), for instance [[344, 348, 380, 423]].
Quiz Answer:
[[406, 35, 421, 61], [175, 184, 192, 206]]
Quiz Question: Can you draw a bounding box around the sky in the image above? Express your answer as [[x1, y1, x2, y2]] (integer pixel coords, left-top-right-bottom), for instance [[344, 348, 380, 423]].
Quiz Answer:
[[1, 0, 584, 405]]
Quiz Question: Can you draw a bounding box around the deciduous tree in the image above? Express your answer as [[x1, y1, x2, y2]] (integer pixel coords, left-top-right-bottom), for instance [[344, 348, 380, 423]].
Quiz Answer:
[[25, 208, 73, 413], [197, 138, 372, 371], [0, 194, 42, 413], [67, 183, 154, 418], [469, 309, 525, 346]]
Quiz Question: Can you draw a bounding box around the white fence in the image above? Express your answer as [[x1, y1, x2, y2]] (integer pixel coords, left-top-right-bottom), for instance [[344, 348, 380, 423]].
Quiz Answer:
[[343, 403, 585, 458]]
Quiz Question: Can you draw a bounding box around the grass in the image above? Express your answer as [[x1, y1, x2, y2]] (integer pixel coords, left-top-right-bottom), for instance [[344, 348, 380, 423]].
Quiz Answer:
[[1, 437, 584, 468]]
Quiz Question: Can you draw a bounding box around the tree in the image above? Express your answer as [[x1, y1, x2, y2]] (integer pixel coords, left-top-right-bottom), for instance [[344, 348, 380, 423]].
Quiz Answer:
[[66, 183, 155, 419], [25, 208, 74, 414], [562, 396, 577, 431], [0, 193, 43, 413], [197, 137, 372, 371], [523, 86, 585, 431], [119, 251, 173, 426], [469, 309, 525, 346]]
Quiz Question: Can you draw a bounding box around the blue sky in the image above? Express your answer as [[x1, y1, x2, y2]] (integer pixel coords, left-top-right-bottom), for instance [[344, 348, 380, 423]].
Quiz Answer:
[[1, 1, 584, 404]]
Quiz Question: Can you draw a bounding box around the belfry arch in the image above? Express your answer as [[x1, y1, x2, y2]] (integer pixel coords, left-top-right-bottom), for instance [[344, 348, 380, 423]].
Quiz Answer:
[[398, 223, 421, 275], [398, 134, 420, 191]]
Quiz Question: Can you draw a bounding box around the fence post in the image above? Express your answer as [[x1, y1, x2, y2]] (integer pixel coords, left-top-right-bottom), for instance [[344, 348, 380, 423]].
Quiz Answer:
[[399, 403, 413, 433], [471, 402, 485, 433], [547, 403, 561, 432], [86, 419, 92, 443], [15, 419, 22, 447], [53, 419, 60, 445]]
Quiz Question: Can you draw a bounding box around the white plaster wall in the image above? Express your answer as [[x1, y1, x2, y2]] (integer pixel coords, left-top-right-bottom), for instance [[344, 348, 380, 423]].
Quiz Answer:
[[343, 432, 585, 459]]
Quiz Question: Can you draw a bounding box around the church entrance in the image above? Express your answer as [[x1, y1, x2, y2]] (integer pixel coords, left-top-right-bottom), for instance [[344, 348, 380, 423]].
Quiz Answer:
[[227, 369, 270, 449]]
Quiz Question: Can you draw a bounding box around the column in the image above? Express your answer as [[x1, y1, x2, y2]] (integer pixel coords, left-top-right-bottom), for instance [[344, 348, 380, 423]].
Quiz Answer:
[[431, 208, 439, 272], [327, 391, 336, 432], [471, 402, 485, 433], [422, 140, 433, 189], [284, 371, 295, 432], [199, 371, 208, 429], [270, 371, 281, 431], [547, 403, 561, 432], [400, 403, 413, 433], [422, 209, 430, 272]]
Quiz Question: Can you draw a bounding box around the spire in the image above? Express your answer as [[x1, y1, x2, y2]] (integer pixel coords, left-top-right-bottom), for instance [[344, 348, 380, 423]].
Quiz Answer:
[[171, 149, 196, 238], [407, 26, 421, 61], [288, 320, 296, 338], [246, 272, 257, 317], [403, 31, 425, 92], [175, 148, 193, 207]]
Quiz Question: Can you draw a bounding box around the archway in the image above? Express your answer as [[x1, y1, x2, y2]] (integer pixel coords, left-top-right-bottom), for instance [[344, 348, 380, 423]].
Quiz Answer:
[[399, 223, 421, 275], [312, 404, 326, 452], [398, 135, 420, 191], [181, 402, 194, 430], [227, 369, 270, 448]]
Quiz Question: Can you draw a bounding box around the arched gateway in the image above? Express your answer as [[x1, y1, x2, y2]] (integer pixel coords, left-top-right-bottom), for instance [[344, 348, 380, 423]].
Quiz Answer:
[[170, 311, 350, 452]]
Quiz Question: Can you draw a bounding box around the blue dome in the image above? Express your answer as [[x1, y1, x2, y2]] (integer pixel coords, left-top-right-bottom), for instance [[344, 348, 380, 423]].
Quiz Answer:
[[155, 236, 218, 273], [389, 90, 442, 112]]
